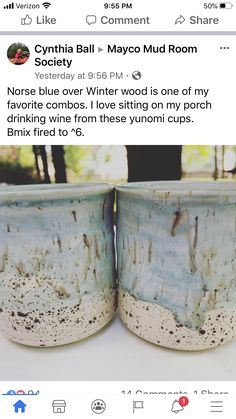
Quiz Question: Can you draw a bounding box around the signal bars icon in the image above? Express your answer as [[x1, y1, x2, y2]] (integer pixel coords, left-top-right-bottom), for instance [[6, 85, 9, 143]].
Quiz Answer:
[[4, 2, 14, 8]]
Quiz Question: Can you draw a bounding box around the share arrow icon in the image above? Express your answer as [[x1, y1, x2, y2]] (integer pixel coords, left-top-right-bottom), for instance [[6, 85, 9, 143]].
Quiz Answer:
[[175, 15, 185, 24]]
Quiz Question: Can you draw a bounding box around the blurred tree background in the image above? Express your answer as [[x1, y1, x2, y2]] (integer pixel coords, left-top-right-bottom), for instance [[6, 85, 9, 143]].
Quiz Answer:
[[0, 145, 235, 185]]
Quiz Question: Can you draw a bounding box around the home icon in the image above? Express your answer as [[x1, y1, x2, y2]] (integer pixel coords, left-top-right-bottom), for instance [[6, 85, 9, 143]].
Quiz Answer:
[[52, 400, 66, 413], [13, 400, 27, 413]]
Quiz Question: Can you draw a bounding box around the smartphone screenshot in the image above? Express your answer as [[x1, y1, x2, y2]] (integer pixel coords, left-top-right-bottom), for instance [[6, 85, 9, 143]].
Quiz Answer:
[[0, 0, 235, 417]]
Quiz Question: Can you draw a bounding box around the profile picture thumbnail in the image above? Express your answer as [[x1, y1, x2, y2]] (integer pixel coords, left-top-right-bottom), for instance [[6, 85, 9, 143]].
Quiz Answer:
[[7, 42, 30, 65]]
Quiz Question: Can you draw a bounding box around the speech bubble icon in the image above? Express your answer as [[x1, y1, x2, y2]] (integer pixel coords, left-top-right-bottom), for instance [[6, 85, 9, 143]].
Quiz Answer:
[[86, 15, 97, 25]]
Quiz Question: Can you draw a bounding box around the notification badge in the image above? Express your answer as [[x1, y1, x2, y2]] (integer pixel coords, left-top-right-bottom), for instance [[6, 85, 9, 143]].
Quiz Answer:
[[171, 396, 189, 413]]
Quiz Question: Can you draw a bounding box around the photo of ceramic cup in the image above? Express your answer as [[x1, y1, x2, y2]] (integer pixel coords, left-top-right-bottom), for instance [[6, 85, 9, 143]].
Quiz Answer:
[[117, 181, 236, 351], [0, 183, 116, 347]]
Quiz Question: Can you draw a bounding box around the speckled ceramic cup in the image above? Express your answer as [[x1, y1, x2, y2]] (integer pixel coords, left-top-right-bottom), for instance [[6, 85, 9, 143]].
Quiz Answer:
[[0, 183, 116, 347], [117, 181, 236, 351]]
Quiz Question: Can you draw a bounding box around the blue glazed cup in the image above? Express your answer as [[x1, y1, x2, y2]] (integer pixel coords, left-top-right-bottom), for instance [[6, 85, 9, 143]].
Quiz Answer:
[[117, 181, 236, 350], [0, 183, 116, 347]]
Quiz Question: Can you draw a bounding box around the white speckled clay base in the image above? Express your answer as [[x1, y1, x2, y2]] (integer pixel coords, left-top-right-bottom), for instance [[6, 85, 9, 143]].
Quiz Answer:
[[118, 289, 236, 351], [0, 289, 116, 347]]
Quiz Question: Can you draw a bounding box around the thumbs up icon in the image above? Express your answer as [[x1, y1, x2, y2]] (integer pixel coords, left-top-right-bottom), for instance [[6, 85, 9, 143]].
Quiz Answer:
[[21, 15, 32, 25]]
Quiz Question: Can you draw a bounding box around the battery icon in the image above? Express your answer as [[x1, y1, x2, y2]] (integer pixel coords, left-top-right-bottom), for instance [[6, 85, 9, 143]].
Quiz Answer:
[[219, 2, 233, 8]]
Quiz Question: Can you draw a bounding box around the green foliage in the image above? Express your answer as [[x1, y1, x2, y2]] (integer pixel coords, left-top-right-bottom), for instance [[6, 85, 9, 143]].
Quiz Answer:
[[105, 153, 112, 163], [64, 146, 90, 175], [18, 146, 35, 168], [183, 145, 212, 163], [182, 145, 213, 172]]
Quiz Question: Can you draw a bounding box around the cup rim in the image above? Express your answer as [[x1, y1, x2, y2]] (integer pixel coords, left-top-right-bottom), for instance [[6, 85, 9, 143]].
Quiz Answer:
[[116, 180, 236, 199], [117, 180, 236, 191], [0, 183, 114, 201]]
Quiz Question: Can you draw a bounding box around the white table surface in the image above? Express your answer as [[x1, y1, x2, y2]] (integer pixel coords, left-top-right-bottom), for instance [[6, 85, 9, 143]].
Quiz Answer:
[[0, 314, 235, 381]]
